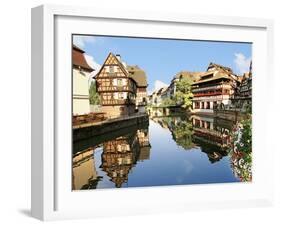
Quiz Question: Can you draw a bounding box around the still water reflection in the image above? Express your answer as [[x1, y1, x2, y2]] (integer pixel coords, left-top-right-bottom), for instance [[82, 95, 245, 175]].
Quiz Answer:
[[72, 114, 251, 190]]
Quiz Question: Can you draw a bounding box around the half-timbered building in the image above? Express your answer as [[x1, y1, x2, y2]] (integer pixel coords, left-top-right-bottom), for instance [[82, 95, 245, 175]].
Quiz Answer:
[[231, 61, 252, 111], [192, 63, 239, 114], [94, 53, 137, 118], [127, 65, 148, 113]]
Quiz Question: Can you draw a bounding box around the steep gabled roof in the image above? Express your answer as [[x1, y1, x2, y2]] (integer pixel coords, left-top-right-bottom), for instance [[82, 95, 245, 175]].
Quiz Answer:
[[72, 45, 94, 72], [174, 71, 203, 82], [191, 62, 241, 86], [156, 87, 168, 95], [192, 72, 233, 85], [94, 52, 131, 79], [73, 44, 85, 53], [207, 62, 233, 74], [127, 65, 148, 87]]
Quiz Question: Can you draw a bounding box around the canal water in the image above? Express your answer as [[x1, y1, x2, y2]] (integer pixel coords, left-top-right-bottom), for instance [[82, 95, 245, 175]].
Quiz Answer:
[[72, 114, 250, 190]]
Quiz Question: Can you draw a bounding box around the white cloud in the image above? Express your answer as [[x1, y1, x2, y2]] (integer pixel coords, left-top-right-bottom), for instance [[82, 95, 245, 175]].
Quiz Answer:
[[148, 80, 168, 94], [73, 35, 96, 48], [85, 54, 101, 73], [234, 53, 251, 75], [84, 54, 101, 86]]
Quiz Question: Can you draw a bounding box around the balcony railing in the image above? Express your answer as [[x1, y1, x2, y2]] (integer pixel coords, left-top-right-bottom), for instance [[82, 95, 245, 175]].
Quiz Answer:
[[97, 86, 133, 92], [101, 99, 136, 105], [193, 91, 223, 97], [192, 84, 231, 92], [136, 101, 147, 106]]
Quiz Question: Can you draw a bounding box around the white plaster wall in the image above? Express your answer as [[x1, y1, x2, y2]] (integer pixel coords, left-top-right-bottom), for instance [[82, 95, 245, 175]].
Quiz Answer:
[[73, 68, 90, 96], [73, 98, 90, 115], [72, 68, 90, 115]]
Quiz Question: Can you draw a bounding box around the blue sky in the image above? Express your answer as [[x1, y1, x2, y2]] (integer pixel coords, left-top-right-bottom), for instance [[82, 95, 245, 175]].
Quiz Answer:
[[73, 35, 252, 93]]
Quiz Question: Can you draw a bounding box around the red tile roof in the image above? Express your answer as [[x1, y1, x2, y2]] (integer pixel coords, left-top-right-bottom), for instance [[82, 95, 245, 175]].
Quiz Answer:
[[72, 45, 94, 72]]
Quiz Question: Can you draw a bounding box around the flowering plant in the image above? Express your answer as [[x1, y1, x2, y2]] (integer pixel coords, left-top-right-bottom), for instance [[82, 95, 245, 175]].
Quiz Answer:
[[229, 117, 252, 182]]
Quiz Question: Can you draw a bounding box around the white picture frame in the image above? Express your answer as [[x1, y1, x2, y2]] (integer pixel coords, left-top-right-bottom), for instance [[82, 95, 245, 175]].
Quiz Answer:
[[31, 4, 274, 221]]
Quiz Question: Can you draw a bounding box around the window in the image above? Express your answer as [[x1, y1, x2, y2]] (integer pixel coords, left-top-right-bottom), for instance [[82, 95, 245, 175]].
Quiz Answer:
[[206, 102, 210, 109], [117, 79, 123, 86], [113, 92, 118, 99], [103, 94, 111, 100], [109, 66, 114, 73], [195, 119, 200, 127], [118, 92, 126, 99], [201, 102, 204, 109]]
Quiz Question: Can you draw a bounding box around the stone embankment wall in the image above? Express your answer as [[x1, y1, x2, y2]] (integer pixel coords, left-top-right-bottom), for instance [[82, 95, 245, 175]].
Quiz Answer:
[[73, 114, 149, 142]]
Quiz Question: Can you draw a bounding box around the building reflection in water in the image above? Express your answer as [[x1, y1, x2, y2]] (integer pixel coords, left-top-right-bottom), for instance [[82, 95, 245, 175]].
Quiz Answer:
[[190, 115, 232, 163], [73, 113, 251, 189], [152, 114, 233, 163], [72, 147, 102, 190], [150, 113, 251, 182], [72, 125, 151, 190]]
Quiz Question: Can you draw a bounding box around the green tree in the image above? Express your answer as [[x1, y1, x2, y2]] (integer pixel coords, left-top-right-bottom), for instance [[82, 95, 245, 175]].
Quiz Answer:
[[160, 116, 194, 150], [89, 81, 100, 105], [160, 97, 176, 107], [174, 78, 193, 109], [172, 121, 194, 150]]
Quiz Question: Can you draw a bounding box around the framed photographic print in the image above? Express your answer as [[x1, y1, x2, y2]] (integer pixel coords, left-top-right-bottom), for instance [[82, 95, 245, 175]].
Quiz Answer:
[[31, 4, 274, 221]]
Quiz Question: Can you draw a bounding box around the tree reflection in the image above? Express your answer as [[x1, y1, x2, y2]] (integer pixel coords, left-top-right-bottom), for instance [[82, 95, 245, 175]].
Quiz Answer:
[[152, 115, 195, 150], [152, 114, 240, 165], [73, 113, 253, 190], [172, 121, 194, 150]]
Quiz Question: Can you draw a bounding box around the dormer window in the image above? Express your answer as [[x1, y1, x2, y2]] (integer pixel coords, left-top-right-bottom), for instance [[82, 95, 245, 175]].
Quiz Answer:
[[201, 74, 213, 80], [208, 67, 216, 71]]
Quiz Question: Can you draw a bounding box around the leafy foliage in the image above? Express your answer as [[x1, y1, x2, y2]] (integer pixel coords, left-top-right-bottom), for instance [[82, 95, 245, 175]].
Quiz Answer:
[[89, 81, 100, 105], [172, 121, 194, 150], [160, 97, 176, 107], [160, 116, 194, 150], [174, 78, 193, 109], [229, 116, 252, 182]]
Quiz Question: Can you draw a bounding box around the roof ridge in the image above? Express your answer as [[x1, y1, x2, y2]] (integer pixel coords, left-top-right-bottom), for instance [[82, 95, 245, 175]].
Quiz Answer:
[[72, 45, 93, 72]]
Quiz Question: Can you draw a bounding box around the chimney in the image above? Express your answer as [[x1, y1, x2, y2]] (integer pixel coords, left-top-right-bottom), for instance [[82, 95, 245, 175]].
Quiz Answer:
[[116, 54, 121, 62]]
